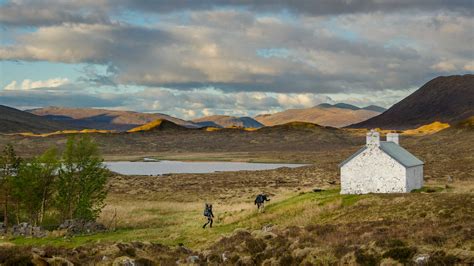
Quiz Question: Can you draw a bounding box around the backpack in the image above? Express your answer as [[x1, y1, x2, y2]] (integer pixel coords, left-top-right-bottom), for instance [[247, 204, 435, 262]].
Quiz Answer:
[[203, 205, 210, 216]]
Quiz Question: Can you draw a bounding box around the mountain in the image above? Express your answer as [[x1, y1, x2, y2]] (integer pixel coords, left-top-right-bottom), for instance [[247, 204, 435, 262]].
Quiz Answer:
[[0, 105, 76, 133], [349, 74, 474, 129], [193, 115, 263, 128], [255, 104, 382, 128], [362, 105, 387, 113], [29, 107, 199, 131], [318, 103, 386, 112]]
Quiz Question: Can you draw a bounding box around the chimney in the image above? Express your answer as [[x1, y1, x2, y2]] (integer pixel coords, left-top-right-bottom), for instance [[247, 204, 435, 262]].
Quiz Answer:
[[366, 129, 380, 147], [387, 133, 399, 145]]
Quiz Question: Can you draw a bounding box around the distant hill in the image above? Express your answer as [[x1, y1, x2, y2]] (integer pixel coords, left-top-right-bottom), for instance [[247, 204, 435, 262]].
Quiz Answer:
[[255, 104, 382, 128], [0, 105, 76, 133], [362, 105, 387, 113], [127, 119, 187, 133], [30, 107, 199, 131], [193, 115, 263, 128], [350, 74, 474, 129]]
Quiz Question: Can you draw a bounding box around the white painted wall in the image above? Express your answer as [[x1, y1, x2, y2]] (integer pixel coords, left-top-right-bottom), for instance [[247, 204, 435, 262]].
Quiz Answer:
[[405, 165, 423, 192], [340, 146, 407, 194]]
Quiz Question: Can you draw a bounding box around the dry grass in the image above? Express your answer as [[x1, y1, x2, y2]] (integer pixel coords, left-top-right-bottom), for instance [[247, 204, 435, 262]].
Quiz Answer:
[[126, 119, 163, 133], [403, 121, 450, 135]]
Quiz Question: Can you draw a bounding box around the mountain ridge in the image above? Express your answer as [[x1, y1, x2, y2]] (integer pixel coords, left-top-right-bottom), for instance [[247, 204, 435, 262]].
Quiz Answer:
[[192, 115, 263, 128], [29, 106, 199, 131], [349, 74, 474, 129], [0, 105, 78, 133], [255, 104, 383, 128]]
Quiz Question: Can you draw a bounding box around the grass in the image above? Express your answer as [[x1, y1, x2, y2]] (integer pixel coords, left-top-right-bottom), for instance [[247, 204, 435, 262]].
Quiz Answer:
[[1, 189, 379, 250], [3, 190, 344, 248], [2, 182, 473, 264]]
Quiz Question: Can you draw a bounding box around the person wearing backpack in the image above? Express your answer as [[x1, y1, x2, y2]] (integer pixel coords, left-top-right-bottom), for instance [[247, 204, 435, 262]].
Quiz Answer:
[[202, 203, 214, 228]]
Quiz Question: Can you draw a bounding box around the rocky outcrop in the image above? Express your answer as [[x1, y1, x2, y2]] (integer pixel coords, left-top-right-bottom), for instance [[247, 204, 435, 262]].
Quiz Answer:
[[11, 223, 48, 238], [58, 219, 107, 235]]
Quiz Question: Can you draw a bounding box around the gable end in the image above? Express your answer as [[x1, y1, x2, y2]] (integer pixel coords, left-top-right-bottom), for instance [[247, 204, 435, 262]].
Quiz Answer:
[[338, 147, 367, 168]]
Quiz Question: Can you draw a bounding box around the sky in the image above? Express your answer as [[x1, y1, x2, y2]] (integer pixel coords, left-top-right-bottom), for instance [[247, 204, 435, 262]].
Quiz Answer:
[[0, 0, 473, 119]]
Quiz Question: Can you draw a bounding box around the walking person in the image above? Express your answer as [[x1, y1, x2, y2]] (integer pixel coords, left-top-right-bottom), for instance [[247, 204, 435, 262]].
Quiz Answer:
[[202, 203, 214, 228], [254, 194, 270, 213]]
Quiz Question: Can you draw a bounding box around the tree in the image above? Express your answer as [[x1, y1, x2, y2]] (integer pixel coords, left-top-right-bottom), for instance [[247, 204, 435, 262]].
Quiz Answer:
[[56, 135, 109, 221], [0, 144, 21, 229], [11, 148, 59, 225]]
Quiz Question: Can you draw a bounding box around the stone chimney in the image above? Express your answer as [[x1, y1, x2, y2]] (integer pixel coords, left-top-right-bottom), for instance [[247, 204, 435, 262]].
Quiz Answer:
[[387, 133, 399, 145], [366, 129, 380, 147]]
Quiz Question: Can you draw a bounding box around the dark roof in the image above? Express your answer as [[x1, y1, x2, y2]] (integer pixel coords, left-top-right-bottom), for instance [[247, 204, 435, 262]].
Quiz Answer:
[[339, 142, 424, 168]]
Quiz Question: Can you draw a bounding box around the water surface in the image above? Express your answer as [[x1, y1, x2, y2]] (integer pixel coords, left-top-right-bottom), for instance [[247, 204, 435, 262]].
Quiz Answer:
[[105, 160, 306, 175]]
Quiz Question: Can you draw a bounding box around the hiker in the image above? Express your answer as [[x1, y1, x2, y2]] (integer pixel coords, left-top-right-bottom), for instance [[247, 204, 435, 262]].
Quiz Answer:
[[254, 194, 270, 213], [202, 203, 214, 228]]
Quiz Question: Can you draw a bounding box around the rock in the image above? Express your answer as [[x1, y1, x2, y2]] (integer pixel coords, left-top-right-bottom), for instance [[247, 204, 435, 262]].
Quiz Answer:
[[11, 222, 48, 237], [32, 247, 46, 257], [46, 256, 74, 266], [413, 253, 430, 265], [58, 219, 107, 235], [262, 224, 274, 232], [313, 188, 325, 192], [186, 255, 200, 264], [113, 256, 136, 266]]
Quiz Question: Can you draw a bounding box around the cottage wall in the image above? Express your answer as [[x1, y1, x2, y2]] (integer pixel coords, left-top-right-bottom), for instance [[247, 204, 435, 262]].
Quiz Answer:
[[405, 165, 423, 192], [340, 147, 406, 194]]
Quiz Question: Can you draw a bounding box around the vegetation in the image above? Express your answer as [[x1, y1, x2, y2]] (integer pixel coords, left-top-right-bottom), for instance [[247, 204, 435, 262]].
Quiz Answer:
[[57, 136, 109, 221], [0, 135, 109, 230], [0, 144, 22, 228]]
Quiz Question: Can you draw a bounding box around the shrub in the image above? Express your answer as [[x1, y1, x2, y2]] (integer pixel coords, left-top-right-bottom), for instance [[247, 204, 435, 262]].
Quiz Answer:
[[429, 250, 460, 265], [382, 246, 417, 263], [355, 249, 380, 266]]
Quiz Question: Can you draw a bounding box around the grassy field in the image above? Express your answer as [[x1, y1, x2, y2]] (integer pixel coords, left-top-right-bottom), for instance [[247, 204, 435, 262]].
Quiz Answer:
[[2, 180, 473, 264]]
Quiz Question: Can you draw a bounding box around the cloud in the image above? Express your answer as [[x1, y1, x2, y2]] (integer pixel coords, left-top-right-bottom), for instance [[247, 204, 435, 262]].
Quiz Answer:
[[3, 0, 471, 28], [3, 78, 70, 90], [431, 61, 457, 72], [4, 10, 472, 95], [1, 1, 472, 114], [0, 0, 110, 27], [116, 0, 473, 16]]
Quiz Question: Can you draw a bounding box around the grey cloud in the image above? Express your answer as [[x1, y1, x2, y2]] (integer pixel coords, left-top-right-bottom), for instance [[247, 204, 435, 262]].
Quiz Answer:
[[0, 88, 127, 109], [0, 0, 110, 27], [117, 0, 473, 16]]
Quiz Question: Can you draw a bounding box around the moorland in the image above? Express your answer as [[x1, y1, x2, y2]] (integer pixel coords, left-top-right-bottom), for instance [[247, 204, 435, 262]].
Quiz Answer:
[[0, 118, 473, 265]]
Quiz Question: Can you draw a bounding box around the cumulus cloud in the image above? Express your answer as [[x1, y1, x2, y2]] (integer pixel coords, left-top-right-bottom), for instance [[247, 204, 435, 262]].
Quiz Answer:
[[3, 78, 70, 91]]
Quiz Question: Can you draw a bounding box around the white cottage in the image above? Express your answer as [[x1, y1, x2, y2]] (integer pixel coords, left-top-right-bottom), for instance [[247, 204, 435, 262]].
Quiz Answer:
[[339, 130, 423, 194]]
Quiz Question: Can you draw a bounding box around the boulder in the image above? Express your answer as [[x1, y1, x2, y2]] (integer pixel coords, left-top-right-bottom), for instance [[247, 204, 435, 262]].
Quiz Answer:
[[58, 219, 107, 235], [11, 223, 48, 237], [112, 256, 136, 266], [46, 256, 74, 266]]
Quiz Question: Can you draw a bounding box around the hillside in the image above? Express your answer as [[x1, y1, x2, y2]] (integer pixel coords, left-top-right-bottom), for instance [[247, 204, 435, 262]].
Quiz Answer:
[[127, 119, 188, 133], [0, 105, 76, 133], [30, 107, 199, 131], [193, 115, 263, 128], [350, 74, 474, 129], [255, 104, 382, 128]]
